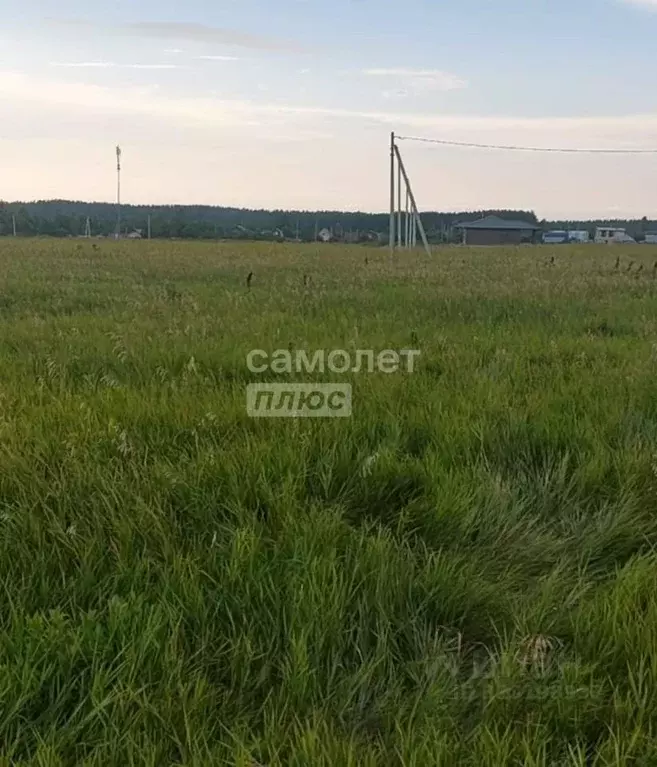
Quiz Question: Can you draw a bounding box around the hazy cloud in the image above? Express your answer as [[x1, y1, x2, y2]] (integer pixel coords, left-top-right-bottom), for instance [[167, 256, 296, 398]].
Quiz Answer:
[[120, 22, 307, 52], [127, 64, 183, 70], [363, 68, 468, 93], [50, 62, 184, 70], [382, 89, 410, 99], [50, 61, 115, 69], [47, 19, 309, 54], [196, 55, 241, 62]]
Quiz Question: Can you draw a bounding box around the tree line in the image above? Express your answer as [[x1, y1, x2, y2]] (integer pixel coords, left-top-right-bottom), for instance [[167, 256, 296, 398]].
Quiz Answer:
[[0, 201, 654, 242]]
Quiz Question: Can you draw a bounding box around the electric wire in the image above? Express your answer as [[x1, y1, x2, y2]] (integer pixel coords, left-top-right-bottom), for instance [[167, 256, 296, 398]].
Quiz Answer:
[[395, 135, 657, 154]]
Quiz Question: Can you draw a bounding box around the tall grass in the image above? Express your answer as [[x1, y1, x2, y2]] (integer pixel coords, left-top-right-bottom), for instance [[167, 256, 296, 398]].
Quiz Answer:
[[0, 239, 656, 764]]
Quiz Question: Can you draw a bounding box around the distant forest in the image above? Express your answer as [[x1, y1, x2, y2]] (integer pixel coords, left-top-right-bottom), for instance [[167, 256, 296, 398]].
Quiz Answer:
[[1, 200, 656, 242]]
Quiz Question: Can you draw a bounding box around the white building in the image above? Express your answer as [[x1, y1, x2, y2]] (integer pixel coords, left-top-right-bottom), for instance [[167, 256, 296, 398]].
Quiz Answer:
[[594, 227, 635, 244], [644, 233, 657, 245]]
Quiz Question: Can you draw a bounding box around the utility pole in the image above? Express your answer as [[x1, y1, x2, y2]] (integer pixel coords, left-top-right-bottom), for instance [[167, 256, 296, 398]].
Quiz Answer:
[[116, 145, 122, 240], [397, 154, 402, 249], [12, 215, 16, 237], [389, 132, 396, 254], [405, 188, 410, 247], [393, 144, 431, 257], [147, 214, 152, 240]]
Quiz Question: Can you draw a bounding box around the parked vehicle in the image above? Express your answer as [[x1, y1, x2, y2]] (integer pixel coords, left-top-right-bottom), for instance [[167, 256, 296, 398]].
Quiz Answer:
[[543, 230, 590, 244], [568, 230, 590, 243], [543, 230, 568, 244]]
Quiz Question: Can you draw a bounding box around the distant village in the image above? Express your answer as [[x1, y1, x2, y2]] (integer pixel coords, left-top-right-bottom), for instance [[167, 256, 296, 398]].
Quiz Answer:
[[110, 219, 657, 246], [108, 224, 383, 244]]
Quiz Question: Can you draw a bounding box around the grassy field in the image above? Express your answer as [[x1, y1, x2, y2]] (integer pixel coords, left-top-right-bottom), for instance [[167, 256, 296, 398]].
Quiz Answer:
[[1, 238, 657, 765]]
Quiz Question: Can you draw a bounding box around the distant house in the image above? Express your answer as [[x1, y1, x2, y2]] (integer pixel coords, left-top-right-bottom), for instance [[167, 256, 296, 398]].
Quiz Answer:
[[644, 233, 657, 245], [454, 216, 540, 246], [127, 229, 143, 240], [317, 228, 333, 243]]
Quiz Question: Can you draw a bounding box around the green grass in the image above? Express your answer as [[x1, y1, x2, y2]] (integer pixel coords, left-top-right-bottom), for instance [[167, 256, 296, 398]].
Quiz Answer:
[[0, 238, 657, 765]]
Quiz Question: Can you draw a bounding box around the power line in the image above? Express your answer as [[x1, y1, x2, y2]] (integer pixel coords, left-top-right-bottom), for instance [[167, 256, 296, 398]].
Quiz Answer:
[[395, 135, 657, 155]]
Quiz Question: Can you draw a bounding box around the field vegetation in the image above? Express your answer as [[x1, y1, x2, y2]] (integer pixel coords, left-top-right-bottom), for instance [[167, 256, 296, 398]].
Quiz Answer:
[[0, 239, 657, 764]]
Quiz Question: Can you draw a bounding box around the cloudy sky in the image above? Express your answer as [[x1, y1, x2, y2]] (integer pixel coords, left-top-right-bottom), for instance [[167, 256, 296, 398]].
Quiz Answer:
[[1, 0, 657, 218]]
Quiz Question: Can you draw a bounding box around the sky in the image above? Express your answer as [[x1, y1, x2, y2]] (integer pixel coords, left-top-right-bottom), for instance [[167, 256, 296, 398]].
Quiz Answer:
[[1, 0, 657, 218]]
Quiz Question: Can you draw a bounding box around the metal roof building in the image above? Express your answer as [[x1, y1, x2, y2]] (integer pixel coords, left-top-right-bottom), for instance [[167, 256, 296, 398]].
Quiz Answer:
[[455, 216, 541, 245]]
